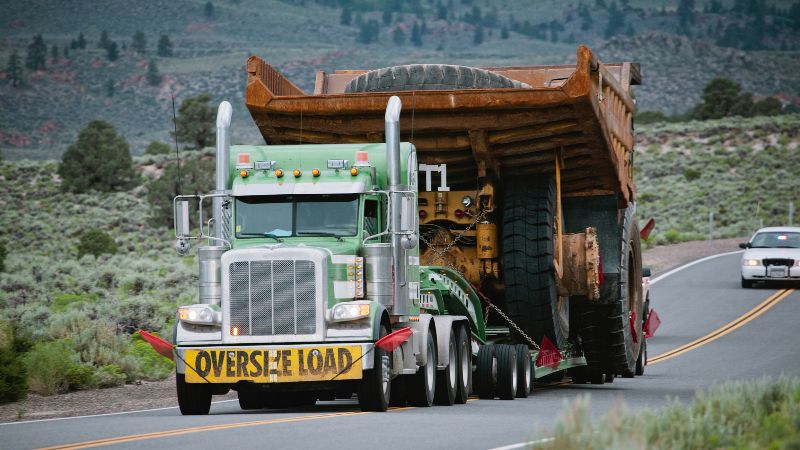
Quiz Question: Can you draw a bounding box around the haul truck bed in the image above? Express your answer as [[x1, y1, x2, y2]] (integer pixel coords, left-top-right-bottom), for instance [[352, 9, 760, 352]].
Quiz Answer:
[[244, 45, 641, 203]]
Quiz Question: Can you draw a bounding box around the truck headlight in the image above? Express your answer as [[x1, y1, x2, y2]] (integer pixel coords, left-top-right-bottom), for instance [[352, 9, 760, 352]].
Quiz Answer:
[[743, 259, 761, 267], [178, 304, 221, 325], [330, 302, 370, 322]]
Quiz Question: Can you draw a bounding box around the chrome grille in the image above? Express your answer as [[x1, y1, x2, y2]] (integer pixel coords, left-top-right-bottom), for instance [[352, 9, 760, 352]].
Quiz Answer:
[[228, 260, 317, 336]]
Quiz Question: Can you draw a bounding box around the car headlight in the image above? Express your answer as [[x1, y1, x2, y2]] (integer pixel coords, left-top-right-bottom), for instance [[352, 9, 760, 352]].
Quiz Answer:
[[330, 302, 370, 322], [743, 259, 761, 267], [178, 304, 221, 325]]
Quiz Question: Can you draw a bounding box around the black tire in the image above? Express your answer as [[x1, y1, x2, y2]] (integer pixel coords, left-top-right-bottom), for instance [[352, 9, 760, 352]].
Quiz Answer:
[[590, 371, 604, 384], [176, 373, 211, 415], [359, 324, 392, 412], [570, 367, 588, 384], [514, 344, 531, 398], [454, 325, 472, 404], [741, 277, 753, 288], [343, 64, 529, 94], [502, 177, 569, 349], [238, 391, 263, 410], [495, 345, 518, 400], [636, 300, 649, 376], [604, 373, 615, 383], [264, 392, 316, 409], [409, 330, 437, 407], [434, 330, 458, 406], [389, 376, 408, 407], [476, 345, 496, 399], [572, 304, 606, 383]]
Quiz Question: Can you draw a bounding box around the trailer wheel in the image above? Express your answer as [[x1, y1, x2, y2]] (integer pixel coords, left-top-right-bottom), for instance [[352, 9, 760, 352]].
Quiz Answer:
[[495, 344, 518, 400], [514, 344, 531, 398], [343, 64, 529, 94], [454, 325, 472, 404], [238, 391, 263, 410], [409, 330, 437, 407], [359, 324, 392, 412], [476, 345, 496, 399], [502, 177, 568, 348], [176, 373, 211, 415], [635, 299, 649, 376]]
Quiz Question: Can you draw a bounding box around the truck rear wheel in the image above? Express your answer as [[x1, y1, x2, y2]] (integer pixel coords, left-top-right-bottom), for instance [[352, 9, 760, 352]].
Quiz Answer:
[[358, 324, 392, 412], [343, 64, 529, 93], [176, 373, 211, 415], [408, 330, 437, 407], [514, 344, 532, 398], [454, 324, 472, 404], [434, 329, 458, 406], [238, 391, 263, 410], [502, 177, 569, 348], [475, 345, 496, 399]]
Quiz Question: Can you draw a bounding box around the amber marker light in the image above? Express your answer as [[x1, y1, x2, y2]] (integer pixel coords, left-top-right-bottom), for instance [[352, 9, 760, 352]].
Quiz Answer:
[[293, 169, 302, 178], [231, 326, 240, 336], [312, 168, 320, 177], [239, 170, 248, 178], [350, 167, 359, 176], [275, 169, 284, 178]]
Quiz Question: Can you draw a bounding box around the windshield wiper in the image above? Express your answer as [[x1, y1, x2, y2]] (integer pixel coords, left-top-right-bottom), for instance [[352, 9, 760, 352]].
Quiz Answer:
[[297, 231, 344, 242], [238, 232, 284, 242]]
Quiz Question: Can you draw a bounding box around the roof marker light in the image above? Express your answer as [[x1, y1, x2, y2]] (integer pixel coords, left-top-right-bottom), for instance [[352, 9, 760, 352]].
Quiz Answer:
[[239, 170, 248, 178], [312, 168, 320, 177], [275, 169, 284, 178], [293, 169, 302, 178], [350, 167, 359, 176]]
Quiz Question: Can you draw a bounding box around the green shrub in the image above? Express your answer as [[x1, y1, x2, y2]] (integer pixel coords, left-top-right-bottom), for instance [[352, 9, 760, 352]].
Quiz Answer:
[[51, 293, 98, 312], [77, 229, 118, 258], [0, 240, 6, 272], [58, 120, 138, 193], [95, 364, 126, 388], [65, 364, 96, 390], [683, 167, 702, 181], [664, 228, 681, 244], [146, 158, 214, 227], [144, 141, 172, 155], [23, 340, 79, 396], [48, 314, 127, 368], [0, 323, 31, 403]]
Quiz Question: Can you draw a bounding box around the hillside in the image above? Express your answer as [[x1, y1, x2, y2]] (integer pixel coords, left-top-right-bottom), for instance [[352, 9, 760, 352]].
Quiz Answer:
[[0, 0, 798, 160]]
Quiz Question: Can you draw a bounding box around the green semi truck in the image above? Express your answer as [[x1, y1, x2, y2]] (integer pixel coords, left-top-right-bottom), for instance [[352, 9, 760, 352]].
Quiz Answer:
[[172, 46, 645, 414]]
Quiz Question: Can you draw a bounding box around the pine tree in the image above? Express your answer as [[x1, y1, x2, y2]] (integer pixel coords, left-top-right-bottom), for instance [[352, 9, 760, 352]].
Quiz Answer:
[[5, 51, 24, 87], [677, 0, 696, 34], [341, 6, 352, 25], [77, 32, 87, 49], [604, 1, 626, 38], [157, 35, 173, 57], [63, 44, 69, 57], [501, 26, 509, 39], [51, 43, 59, 60], [174, 94, 215, 148], [58, 121, 137, 193], [473, 24, 484, 45], [411, 22, 423, 46], [98, 30, 111, 50], [70, 39, 78, 50], [106, 41, 119, 61], [204, 1, 215, 18], [146, 58, 161, 86], [132, 31, 147, 54], [25, 35, 47, 70], [393, 27, 406, 45], [382, 6, 392, 25]]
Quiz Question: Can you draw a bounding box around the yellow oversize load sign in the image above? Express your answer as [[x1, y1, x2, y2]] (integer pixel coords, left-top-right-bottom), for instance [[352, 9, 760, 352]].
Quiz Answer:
[[185, 346, 362, 383]]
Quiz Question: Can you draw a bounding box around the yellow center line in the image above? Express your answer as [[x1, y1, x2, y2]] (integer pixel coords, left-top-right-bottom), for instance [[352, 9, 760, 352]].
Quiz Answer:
[[648, 288, 794, 365], [38, 407, 416, 450]]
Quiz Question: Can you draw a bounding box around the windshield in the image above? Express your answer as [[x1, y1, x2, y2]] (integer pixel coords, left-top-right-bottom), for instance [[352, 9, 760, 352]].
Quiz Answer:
[[750, 232, 800, 248], [235, 194, 359, 238]]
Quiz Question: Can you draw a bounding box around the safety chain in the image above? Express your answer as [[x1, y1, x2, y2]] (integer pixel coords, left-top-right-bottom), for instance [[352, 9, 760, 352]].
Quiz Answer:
[[418, 210, 540, 351]]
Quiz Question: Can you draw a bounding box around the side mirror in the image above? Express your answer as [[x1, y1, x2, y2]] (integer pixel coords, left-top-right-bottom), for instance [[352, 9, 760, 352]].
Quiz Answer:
[[642, 267, 652, 278], [175, 200, 191, 237], [739, 242, 749, 249]]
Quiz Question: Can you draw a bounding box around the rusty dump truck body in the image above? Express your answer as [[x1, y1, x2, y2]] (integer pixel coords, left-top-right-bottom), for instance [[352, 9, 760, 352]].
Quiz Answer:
[[245, 45, 640, 203], [243, 45, 646, 381]]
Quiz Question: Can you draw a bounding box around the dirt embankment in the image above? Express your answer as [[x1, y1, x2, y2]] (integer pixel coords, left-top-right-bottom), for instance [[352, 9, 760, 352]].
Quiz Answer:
[[0, 238, 745, 423]]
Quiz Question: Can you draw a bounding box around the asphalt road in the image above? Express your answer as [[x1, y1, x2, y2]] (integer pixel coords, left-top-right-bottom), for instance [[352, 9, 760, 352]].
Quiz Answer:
[[4, 252, 799, 450]]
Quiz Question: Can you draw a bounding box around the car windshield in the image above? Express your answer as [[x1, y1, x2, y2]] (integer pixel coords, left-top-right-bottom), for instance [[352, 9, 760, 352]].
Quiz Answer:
[[235, 194, 359, 238], [750, 232, 800, 248]]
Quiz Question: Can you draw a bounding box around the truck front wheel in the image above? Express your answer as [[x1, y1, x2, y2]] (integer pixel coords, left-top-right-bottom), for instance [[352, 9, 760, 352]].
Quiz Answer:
[[358, 324, 392, 412], [176, 373, 211, 415]]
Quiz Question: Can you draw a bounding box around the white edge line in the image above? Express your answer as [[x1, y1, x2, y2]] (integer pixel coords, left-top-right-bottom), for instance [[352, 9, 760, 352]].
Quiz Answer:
[[649, 250, 743, 285], [490, 437, 555, 450], [0, 399, 239, 426], [0, 250, 743, 429]]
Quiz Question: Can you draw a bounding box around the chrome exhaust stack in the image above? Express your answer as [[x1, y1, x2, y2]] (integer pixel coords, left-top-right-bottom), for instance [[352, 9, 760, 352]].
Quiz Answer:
[[213, 101, 232, 241], [384, 96, 410, 316]]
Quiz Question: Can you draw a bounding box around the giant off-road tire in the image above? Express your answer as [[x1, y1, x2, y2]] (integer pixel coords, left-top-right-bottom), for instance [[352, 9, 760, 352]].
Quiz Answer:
[[604, 207, 644, 377], [502, 177, 569, 349], [343, 64, 529, 93]]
